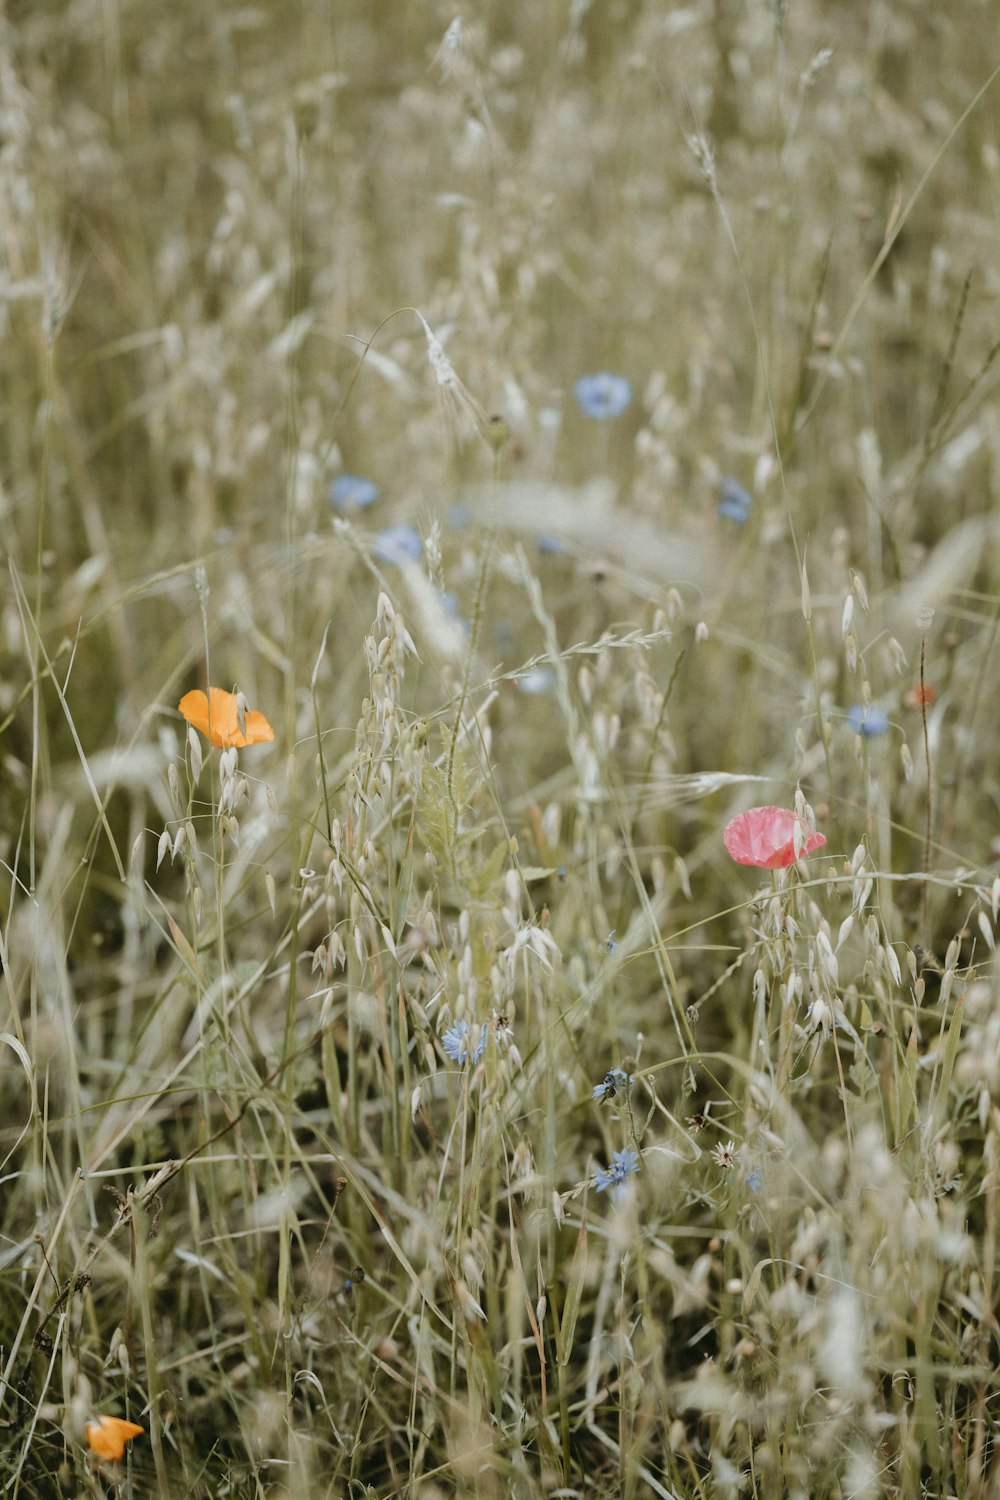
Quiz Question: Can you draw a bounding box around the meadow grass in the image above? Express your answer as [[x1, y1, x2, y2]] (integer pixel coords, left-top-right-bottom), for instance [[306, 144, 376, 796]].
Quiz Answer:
[[2, 2, 1000, 1496]]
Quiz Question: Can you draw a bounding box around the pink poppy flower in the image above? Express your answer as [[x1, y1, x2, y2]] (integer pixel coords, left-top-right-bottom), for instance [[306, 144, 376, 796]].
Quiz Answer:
[[723, 806, 827, 869]]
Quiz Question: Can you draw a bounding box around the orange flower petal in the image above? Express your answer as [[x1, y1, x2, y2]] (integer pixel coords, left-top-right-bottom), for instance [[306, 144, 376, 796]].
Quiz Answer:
[[178, 687, 275, 749], [85, 1415, 144, 1461]]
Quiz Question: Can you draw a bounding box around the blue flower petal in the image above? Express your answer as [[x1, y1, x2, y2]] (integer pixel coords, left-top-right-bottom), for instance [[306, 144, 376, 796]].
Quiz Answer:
[[573, 372, 632, 420], [717, 476, 752, 523], [847, 704, 890, 738], [517, 667, 556, 696], [440, 1018, 487, 1066], [538, 534, 570, 556], [592, 1067, 631, 1102], [373, 524, 422, 565], [595, 1147, 640, 1195], [330, 474, 380, 511]]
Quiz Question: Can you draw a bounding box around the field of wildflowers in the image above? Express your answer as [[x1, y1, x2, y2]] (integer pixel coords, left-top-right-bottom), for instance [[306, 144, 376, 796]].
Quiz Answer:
[[2, 2, 1000, 1496]]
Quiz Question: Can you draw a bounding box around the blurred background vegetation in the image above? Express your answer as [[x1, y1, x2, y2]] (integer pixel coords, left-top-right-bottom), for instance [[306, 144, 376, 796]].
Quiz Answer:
[[2, 1, 1000, 1495]]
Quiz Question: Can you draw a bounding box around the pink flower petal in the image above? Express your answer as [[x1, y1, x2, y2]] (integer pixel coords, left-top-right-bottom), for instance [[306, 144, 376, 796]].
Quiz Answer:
[[723, 806, 827, 869]]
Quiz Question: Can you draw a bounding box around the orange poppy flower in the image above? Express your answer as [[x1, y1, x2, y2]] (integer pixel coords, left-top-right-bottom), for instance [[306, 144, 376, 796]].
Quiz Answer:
[[85, 1414, 144, 1461], [178, 688, 275, 749]]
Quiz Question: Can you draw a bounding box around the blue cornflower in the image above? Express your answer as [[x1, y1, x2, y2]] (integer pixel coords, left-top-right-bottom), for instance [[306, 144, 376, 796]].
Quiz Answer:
[[594, 1147, 640, 1195], [373, 524, 422, 565], [717, 476, 752, 524], [573, 372, 632, 420], [592, 1067, 632, 1103], [342, 1265, 365, 1296], [847, 704, 890, 738], [440, 1018, 487, 1066], [439, 590, 470, 634], [517, 666, 556, 696], [745, 1167, 763, 1193], [538, 534, 570, 556], [330, 474, 380, 511]]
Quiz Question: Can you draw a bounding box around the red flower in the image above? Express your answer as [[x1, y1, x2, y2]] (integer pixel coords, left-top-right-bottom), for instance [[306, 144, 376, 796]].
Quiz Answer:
[[723, 806, 826, 869]]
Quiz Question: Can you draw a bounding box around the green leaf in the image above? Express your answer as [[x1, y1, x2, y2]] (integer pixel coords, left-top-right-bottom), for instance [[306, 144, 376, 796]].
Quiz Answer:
[[558, 1215, 588, 1367]]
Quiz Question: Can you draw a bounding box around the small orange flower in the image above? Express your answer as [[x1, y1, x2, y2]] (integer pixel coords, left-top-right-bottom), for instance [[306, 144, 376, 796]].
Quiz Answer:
[[904, 683, 936, 709], [85, 1414, 144, 1461], [178, 687, 275, 749]]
